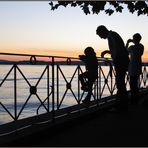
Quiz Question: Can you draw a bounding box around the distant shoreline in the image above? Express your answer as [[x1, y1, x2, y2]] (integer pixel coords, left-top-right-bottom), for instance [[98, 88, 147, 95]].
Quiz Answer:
[[0, 59, 148, 66], [0, 60, 113, 66]]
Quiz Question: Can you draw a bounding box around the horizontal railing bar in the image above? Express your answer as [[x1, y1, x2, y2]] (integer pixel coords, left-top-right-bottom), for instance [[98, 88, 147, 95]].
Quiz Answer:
[[0, 52, 113, 62], [1, 52, 148, 65], [0, 52, 79, 60]]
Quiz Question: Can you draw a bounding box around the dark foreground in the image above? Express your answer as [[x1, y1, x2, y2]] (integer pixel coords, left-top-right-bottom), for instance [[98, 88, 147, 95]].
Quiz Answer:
[[4, 93, 148, 147]]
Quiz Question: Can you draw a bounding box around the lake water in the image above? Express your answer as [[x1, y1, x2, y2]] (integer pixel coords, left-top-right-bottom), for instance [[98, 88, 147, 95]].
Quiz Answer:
[[0, 65, 118, 124]]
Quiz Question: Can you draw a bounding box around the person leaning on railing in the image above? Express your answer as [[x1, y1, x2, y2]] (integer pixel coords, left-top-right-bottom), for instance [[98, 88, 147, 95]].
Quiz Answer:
[[96, 25, 129, 112], [79, 47, 98, 105]]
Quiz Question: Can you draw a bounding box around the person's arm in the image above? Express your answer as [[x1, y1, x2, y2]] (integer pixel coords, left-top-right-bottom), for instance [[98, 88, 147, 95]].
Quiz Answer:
[[79, 55, 87, 63], [101, 50, 111, 58], [126, 39, 133, 50]]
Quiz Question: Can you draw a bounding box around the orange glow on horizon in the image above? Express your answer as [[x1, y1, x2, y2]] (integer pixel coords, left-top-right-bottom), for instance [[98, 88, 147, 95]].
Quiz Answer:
[[0, 48, 148, 62], [0, 48, 83, 61]]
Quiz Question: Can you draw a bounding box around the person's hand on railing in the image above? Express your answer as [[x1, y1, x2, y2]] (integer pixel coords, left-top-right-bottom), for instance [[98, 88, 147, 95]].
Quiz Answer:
[[101, 50, 111, 58], [79, 55, 86, 62]]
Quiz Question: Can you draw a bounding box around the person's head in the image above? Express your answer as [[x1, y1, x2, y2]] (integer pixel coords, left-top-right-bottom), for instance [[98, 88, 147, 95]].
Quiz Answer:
[[84, 47, 96, 57], [96, 25, 109, 39], [133, 33, 142, 44]]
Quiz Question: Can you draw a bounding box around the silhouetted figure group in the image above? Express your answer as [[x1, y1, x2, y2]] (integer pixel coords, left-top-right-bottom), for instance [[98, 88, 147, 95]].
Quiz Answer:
[[79, 25, 144, 112]]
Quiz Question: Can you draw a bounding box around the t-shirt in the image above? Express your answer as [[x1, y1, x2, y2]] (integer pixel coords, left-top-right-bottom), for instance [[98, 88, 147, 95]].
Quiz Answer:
[[127, 43, 144, 76], [82, 55, 98, 78]]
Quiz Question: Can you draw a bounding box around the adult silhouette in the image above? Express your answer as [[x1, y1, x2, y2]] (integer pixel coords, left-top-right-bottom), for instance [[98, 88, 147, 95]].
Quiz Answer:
[[126, 33, 144, 104], [96, 25, 129, 111], [79, 47, 98, 104]]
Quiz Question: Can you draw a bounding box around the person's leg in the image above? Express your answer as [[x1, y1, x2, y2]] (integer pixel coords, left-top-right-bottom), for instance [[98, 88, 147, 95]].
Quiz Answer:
[[130, 75, 139, 104], [82, 73, 97, 103], [79, 72, 88, 91], [115, 67, 128, 111], [83, 80, 94, 103]]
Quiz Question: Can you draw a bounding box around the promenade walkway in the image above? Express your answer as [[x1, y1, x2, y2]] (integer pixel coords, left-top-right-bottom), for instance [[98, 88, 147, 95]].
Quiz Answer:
[[6, 91, 148, 147]]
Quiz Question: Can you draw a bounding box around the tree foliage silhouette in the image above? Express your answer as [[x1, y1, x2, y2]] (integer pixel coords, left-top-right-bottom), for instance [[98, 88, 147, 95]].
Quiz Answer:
[[49, 1, 148, 16]]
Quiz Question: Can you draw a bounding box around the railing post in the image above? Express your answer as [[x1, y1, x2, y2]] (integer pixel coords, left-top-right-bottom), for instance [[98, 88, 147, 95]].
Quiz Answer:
[[47, 65, 50, 112], [14, 64, 17, 121], [96, 67, 99, 104], [110, 63, 113, 95], [78, 65, 80, 104], [57, 65, 59, 109], [99, 65, 101, 100], [51, 57, 55, 121]]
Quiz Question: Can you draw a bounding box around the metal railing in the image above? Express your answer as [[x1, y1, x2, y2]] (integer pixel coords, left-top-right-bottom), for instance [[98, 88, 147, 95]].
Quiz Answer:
[[0, 52, 148, 124]]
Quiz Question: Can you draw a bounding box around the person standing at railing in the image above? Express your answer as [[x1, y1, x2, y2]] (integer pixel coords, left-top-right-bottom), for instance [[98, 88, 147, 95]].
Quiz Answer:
[[126, 33, 144, 105], [96, 25, 129, 112], [79, 47, 98, 105]]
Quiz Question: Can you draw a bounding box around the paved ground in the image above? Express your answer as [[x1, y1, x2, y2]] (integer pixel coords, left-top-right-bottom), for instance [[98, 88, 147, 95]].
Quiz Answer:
[[6, 95, 148, 147]]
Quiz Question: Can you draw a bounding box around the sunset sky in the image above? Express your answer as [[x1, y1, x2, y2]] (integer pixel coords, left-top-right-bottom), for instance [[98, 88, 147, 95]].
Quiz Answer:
[[0, 1, 148, 61]]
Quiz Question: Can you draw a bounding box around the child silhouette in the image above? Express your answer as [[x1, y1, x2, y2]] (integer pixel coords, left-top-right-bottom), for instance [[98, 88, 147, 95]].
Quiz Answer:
[[79, 47, 98, 104]]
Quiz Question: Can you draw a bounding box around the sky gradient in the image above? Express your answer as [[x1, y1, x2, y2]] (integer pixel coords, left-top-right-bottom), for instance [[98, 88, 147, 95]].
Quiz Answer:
[[0, 1, 148, 61]]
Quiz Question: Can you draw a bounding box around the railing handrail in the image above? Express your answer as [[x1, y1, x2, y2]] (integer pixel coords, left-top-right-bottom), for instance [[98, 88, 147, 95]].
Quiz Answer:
[[0, 52, 79, 60], [0, 52, 113, 62]]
